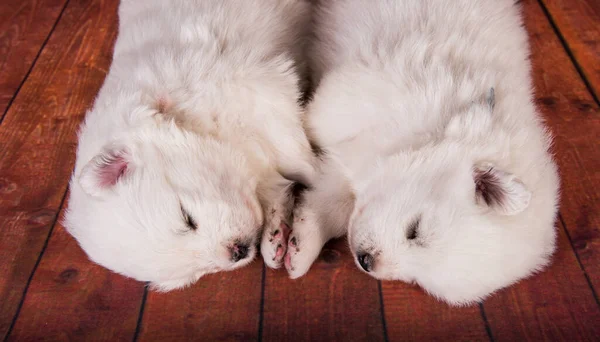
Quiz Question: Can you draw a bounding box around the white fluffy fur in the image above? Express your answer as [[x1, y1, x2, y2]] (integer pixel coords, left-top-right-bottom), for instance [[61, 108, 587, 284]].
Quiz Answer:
[[65, 0, 316, 291], [287, 0, 560, 305]]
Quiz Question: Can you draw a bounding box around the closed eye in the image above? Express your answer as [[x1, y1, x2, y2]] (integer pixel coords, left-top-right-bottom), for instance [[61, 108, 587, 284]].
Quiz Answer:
[[180, 204, 197, 231], [406, 216, 420, 240]]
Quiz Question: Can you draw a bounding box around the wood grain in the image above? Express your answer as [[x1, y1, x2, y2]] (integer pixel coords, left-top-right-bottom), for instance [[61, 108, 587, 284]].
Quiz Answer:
[[137, 260, 263, 341], [262, 238, 386, 341], [381, 282, 488, 341], [0, 0, 67, 120], [525, 0, 600, 293], [541, 0, 600, 99], [479, 1, 600, 340], [483, 223, 600, 341], [0, 0, 598, 339], [0, 0, 119, 339], [7, 217, 145, 341]]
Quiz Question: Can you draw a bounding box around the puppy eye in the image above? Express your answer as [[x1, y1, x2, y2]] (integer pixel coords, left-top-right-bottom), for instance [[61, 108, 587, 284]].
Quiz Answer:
[[180, 204, 197, 231], [406, 217, 420, 240]]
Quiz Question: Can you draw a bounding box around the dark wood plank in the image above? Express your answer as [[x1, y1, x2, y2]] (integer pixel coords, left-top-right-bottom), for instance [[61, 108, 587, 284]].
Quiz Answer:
[[381, 282, 488, 341], [7, 215, 145, 341], [262, 238, 385, 341], [138, 260, 263, 341], [0, 0, 67, 120], [525, 0, 600, 294], [483, 223, 600, 341], [541, 0, 600, 99], [480, 1, 600, 340], [0, 0, 119, 339]]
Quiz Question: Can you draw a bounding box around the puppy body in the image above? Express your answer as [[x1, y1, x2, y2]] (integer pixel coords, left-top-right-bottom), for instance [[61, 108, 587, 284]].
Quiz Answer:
[[65, 0, 315, 290], [288, 0, 559, 305]]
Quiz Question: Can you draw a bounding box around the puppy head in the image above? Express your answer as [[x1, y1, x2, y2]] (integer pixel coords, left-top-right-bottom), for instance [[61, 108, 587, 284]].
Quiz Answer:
[[347, 145, 549, 305], [65, 122, 262, 291]]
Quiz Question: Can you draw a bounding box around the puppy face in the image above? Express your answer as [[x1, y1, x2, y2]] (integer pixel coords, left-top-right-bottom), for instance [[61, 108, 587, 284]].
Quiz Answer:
[[348, 146, 536, 305], [65, 123, 262, 291]]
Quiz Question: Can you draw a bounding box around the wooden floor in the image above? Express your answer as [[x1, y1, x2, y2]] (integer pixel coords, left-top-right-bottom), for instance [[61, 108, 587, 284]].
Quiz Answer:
[[0, 0, 599, 341]]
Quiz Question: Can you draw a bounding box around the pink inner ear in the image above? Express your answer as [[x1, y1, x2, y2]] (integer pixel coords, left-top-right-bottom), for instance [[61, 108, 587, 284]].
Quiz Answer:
[[97, 155, 128, 187]]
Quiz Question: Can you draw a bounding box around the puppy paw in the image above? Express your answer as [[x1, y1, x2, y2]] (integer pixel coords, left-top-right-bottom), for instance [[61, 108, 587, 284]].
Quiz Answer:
[[261, 218, 291, 269], [284, 211, 324, 279]]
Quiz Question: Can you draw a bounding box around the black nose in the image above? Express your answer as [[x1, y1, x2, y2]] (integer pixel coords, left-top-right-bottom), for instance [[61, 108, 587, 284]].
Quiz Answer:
[[231, 244, 249, 262], [357, 253, 374, 272]]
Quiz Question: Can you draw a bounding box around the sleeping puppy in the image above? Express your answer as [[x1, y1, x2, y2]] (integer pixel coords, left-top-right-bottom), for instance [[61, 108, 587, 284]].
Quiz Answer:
[[65, 0, 315, 291], [286, 0, 560, 305]]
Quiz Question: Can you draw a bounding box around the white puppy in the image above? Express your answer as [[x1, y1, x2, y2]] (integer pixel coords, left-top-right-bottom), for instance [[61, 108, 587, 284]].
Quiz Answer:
[[65, 0, 315, 291], [286, 0, 560, 305]]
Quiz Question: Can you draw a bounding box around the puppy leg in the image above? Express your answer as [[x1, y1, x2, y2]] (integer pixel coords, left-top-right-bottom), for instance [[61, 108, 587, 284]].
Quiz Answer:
[[285, 157, 355, 278], [259, 127, 319, 269], [259, 173, 296, 269]]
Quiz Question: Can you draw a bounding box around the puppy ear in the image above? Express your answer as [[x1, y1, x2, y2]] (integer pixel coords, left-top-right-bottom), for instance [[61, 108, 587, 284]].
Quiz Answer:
[[78, 145, 133, 197], [473, 164, 531, 215]]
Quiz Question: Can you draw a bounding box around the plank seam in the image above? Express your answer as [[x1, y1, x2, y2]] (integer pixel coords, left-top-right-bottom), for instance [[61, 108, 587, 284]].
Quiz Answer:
[[257, 263, 266, 342], [478, 303, 495, 342], [558, 215, 600, 308], [3, 188, 69, 341], [377, 281, 389, 342], [0, 0, 71, 126], [537, 0, 600, 107], [132, 285, 149, 342], [537, 0, 600, 313]]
